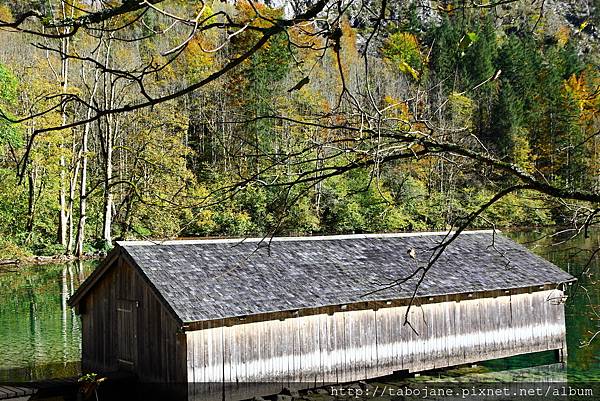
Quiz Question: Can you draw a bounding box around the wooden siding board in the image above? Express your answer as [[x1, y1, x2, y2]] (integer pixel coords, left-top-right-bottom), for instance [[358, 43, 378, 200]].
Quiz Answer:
[[224, 322, 233, 383], [317, 314, 326, 384]]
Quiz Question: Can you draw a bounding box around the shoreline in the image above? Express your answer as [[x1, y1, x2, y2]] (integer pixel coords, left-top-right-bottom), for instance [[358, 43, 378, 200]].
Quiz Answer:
[[0, 254, 101, 268], [0, 225, 575, 268], [0, 225, 572, 268]]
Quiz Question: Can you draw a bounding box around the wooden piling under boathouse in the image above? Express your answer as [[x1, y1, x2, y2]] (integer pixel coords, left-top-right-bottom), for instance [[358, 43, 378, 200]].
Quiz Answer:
[[68, 230, 575, 387]]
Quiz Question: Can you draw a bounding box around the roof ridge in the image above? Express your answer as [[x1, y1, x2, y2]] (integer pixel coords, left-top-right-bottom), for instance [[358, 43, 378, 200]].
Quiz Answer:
[[117, 230, 498, 246]]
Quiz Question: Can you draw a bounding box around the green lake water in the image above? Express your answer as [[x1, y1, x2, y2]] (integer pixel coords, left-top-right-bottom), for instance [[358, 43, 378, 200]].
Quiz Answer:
[[0, 260, 96, 382], [500, 229, 599, 383], [0, 229, 598, 384]]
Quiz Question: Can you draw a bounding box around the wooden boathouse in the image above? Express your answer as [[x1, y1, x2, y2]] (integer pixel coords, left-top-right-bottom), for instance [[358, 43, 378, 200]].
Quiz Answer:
[[68, 231, 575, 385]]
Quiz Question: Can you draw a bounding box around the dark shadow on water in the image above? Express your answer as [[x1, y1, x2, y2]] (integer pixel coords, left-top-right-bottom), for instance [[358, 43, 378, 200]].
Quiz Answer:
[[3, 376, 597, 401], [481, 350, 559, 371], [1, 362, 597, 401]]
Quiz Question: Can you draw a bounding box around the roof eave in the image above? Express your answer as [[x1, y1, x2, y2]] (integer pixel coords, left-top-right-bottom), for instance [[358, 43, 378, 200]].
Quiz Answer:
[[179, 280, 575, 331]]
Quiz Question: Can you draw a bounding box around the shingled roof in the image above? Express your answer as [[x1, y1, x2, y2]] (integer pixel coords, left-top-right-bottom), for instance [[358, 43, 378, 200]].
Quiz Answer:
[[74, 230, 572, 324]]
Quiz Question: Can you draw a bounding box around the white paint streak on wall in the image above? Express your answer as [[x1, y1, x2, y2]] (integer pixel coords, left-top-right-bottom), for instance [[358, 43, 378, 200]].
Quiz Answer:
[[186, 290, 566, 382]]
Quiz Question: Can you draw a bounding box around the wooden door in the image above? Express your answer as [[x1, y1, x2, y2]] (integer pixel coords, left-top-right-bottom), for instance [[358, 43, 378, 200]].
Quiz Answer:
[[116, 299, 138, 370]]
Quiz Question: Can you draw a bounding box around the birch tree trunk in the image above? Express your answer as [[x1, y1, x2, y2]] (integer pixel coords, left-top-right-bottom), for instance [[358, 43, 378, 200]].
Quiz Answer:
[[65, 146, 81, 254], [56, 1, 73, 248], [100, 36, 115, 245], [75, 124, 89, 257], [75, 90, 98, 256], [102, 123, 113, 244], [74, 53, 101, 256]]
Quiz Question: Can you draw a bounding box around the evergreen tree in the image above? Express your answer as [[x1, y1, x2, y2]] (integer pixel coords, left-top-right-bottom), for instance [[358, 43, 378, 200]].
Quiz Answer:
[[462, 15, 498, 141], [430, 16, 462, 92]]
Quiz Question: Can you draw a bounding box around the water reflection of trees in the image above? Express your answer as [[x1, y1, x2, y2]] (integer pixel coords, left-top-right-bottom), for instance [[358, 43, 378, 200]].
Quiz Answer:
[[509, 229, 600, 380], [0, 260, 95, 381]]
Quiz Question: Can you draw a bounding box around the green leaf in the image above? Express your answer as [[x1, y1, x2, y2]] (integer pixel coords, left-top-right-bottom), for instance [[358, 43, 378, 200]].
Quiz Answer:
[[459, 32, 479, 50]]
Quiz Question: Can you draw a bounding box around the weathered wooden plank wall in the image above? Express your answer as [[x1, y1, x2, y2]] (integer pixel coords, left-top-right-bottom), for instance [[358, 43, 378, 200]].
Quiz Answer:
[[186, 290, 566, 384], [80, 258, 187, 382]]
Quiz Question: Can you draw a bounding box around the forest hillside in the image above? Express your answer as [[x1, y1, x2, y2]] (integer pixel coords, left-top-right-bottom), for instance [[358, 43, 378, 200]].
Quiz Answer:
[[0, 0, 598, 259]]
